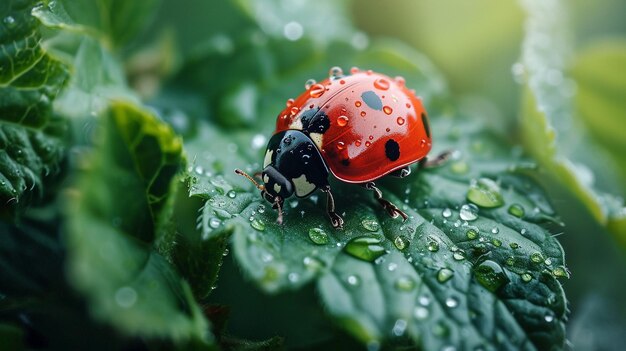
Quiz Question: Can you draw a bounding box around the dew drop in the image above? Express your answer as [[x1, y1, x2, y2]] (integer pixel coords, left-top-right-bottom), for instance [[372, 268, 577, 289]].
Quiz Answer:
[[304, 78, 316, 90], [251, 219, 265, 231], [286, 98, 295, 107], [544, 314, 555, 323], [337, 115, 349, 126], [209, 217, 221, 229], [466, 229, 478, 240], [552, 266, 569, 278], [288, 272, 300, 283], [437, 268, 454, 283], [115, 286, 137, 308], [414, 306, 429, 320], [396, 117, 405, 125], [445, 297, 459, 308], [459, 204, 479, 221], [467, 178, 504, 208], [361, 219, 380, 232], [383, 106, 393, 115], [303, 256, 324, 271], [194, 165, 204, 175], [393, 235, 409, 251], [308, 227, 329, 245], [3, 16, 16, 28], [387, 262, 398, 271], [427, 240, 439, 252], [453, 252, 465, 261], [392, 319, 407, 336], [365, 141, 371, 147], [373, 78, 390, 90], [360, 111, 366, 117], [355, 140, 362, 147], [251, 134, 266, 150], [492, 239, 502, 247], [474, 260, 509, 292], [508, 203, 525, 218], [530, 252, 543, 263], [309, 84, 325, 98], [290, 106, 300, 116], [510, 242, 519, 249], [350, 67, 359, 74], [344, 236, 386, 262], [346, 274, 360, 286], [355, 101, 362, 107], [521, 272, 533, 282], [329, 66, 343, 78], [336, 141, 346, 150], [395, 76, 406, 86], [505, 257, 515, 266], [442, 208, 452, 218], [491, 227, 499, 234], [395, 275, 416, 292], [227, 190, 237, 198]]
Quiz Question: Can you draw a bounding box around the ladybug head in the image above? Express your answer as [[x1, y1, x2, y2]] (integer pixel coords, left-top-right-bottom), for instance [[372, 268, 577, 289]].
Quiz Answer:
[[234, 168, 291, 224]]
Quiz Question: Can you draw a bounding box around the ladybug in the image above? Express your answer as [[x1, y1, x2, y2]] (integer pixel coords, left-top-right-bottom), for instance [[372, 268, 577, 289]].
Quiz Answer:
[[236, 67, 448, 228]]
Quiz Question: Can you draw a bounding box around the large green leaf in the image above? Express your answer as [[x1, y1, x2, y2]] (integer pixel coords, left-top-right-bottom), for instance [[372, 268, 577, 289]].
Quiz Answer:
[[570, 40, 626, 240], [176, 37, 568, 349], [518, 0, 626, 237], [64, 102, 213, 346], [0, 0, 70, 215]]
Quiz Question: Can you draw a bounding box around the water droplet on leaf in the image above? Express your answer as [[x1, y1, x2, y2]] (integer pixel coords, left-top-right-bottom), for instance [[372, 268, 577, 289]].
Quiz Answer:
[[308, 227, 329, 245], [459, 204, 479, 221], [344, 236, 386, 262], [508, 203, 525, 217], [467, 178, 504, 208], [437, 268, 454, 283], [474, 260, 509, 292]]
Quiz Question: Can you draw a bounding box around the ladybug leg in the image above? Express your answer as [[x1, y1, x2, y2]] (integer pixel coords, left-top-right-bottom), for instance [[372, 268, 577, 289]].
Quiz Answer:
[[321, 186, 344, 229], [418, 150, 453, 169], [363, 182, 408, 221], [388, 166, 411, 178]]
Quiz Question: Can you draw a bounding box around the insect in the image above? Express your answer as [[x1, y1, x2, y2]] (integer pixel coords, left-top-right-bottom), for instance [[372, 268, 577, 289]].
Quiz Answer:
[[236, 67, 448, 229]]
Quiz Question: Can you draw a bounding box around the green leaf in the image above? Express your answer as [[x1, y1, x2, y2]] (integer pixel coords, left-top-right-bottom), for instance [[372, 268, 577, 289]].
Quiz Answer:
[[32, 0, 161, 48], [0, 0, 69, 214], [518, 0, 626, 237], [570, 40, 626, 241], [178, 37, 568, 348], [64, 102, 213, 346]]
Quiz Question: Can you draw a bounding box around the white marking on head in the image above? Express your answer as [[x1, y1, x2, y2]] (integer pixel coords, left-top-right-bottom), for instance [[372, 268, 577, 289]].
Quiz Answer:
[[292, 174, 316, 197], [263, 174, 270, 183], [263, 149, 274, 168], [273, 183, 282, 194], [289, 118, 303, 130], [309, 133, 323, 149]]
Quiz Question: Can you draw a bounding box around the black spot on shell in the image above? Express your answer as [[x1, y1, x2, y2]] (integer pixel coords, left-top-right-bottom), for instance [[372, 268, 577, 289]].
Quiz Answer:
[[341, 159, 350, 166], [385, 139, 400, 161], [301, 108, 330, 134], [421, 113, 431, 138], [361, 91, 382, 110]]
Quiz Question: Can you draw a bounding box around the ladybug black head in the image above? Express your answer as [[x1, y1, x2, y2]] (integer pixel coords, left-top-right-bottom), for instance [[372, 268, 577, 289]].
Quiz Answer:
[[261, 166, 294, 201]]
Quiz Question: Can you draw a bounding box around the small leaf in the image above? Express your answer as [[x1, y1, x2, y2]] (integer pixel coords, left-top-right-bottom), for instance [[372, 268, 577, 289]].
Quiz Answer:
[[0, 0, 70, 214], [64, 102, 212, 345]]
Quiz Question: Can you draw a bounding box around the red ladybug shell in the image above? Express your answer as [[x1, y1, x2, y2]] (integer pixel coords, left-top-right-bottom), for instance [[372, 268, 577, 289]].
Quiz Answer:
[[275, 69, 432, 183]]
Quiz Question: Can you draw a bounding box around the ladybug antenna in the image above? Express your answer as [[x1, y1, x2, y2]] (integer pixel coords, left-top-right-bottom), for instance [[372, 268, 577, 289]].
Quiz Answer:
[[235, 169, 265, 191]]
